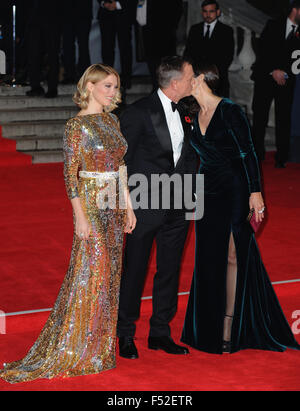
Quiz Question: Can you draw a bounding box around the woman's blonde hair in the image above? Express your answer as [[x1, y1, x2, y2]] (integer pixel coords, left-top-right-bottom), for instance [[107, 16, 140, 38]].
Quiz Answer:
[[73, 63, 121, 112]]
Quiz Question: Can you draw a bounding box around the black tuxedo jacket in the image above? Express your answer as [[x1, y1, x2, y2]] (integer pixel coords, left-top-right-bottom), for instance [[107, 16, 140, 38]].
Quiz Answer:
[[145, 0, 183, 29], [252, 18, 300, 81], [62, 0, 93, 21], [120, 92, 198, 223], [137, 0, 183, 58], [26, 0, 63, 23], [184, 20, 234, 80]]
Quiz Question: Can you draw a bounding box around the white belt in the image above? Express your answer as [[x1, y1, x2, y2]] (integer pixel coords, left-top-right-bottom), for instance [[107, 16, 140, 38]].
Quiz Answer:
[[79, 171, 119, 181], [79, 169, 127, 209]]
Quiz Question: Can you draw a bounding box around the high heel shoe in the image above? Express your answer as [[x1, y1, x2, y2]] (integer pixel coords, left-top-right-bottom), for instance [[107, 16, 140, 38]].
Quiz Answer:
[[223, 315, 233, 353], [222, 340, 232, 353]]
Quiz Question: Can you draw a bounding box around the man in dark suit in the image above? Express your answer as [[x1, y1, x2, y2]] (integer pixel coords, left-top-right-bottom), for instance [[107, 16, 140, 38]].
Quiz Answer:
[[61, 0, 93, 83], [25, 1, 62, 98], [117, 56, 198, 359], [184, 0, 234, 97], [97, 0, 137, 89], [136, 0, 183, 88], [251, 0, 300, 168]]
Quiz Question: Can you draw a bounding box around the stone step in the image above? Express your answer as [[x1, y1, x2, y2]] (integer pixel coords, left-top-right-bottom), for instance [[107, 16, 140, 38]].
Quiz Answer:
[[0, 81, 152, 97], [22, 149, 63, 164], [0, 92, 146, 112], [0, 77, 152, 164], [0, 94, 75, 110], [1, 119, 66, 138], [13, 134, 63, 151], [0, 106, 79, 123]]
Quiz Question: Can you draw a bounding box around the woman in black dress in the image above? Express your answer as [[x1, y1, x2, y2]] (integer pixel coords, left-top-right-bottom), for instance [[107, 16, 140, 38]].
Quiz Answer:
[[181, 63, 300, 354]]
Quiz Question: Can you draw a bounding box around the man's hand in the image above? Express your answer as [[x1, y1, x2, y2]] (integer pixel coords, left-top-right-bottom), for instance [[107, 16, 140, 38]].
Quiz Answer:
[[272, 69, 287, 86]]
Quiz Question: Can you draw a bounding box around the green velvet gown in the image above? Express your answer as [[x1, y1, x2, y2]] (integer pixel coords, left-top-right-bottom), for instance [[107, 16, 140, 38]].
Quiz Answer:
[[181, 99, 300, 354]]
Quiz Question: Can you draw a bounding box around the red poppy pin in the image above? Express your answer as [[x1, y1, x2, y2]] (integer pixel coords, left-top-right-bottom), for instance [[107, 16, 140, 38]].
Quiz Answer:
[[185, 116, 192, 124], [296, 31, 299, 38]]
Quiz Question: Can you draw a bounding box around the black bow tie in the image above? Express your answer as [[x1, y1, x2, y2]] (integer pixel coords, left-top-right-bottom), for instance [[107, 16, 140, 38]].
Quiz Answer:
[[171, 101, 179, 112], [287, 25, 296, 41]]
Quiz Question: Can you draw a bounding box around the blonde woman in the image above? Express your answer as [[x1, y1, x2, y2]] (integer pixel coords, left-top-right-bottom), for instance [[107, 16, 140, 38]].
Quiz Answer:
[[0, 64, 136, 383]]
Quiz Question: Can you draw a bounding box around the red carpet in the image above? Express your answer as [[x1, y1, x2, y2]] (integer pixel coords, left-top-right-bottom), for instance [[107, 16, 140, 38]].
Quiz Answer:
[[0, 288, 299, 391], [0, 153, 299, 313], [0, 126, 31, 167], [0, 152, 299, 390]]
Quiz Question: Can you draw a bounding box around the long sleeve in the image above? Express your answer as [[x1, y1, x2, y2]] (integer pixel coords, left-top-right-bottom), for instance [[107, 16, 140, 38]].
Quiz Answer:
[[63, 118, 82, 200], [228, 105, 261, 193]]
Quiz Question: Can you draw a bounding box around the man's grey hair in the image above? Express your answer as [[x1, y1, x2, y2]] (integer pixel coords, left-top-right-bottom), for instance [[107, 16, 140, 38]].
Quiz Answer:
[[157, 56, 193, 89]]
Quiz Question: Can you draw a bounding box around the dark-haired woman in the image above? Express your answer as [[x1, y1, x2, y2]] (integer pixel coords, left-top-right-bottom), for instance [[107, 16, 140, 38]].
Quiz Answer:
[[181, 64, 300, 354]]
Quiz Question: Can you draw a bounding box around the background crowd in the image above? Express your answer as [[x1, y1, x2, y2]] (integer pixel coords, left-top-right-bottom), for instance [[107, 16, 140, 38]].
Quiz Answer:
[[0, 0, 299, 164]]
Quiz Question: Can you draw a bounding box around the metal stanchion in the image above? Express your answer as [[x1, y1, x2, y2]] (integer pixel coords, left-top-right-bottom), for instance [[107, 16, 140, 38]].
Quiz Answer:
[[3, 3, 20, 87], [11, 3, 16, 86]]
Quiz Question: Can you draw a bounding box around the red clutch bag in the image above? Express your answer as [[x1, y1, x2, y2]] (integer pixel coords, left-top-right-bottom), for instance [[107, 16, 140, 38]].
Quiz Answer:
[[247, 208, 262, 233]]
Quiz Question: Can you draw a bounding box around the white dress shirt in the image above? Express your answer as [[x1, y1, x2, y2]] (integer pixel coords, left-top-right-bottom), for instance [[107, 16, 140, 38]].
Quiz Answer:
[[157, 88, 184, 167], [137, 0, 147, 26], [286, 17, 298, 39], [203, 19, 218, 38], [101, 1, 122, 9]]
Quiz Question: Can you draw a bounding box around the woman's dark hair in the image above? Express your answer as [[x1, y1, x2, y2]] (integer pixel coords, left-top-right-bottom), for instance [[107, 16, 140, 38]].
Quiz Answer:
[[194, 61, 220, 92], [180, 62, 220, 119]]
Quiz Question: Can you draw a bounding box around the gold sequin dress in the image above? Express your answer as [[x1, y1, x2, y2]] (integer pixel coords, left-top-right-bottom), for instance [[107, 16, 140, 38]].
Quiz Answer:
[[0, 113, 128, 383]]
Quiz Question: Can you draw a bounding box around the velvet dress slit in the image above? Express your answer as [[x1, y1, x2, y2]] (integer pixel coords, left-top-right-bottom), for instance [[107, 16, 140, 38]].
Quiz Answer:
[[181, 98, 300, 354]]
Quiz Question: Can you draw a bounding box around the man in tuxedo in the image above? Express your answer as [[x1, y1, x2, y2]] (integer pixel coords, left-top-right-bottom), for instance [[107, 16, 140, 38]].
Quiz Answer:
[[25, 1, 62, 98], [117, 56, 198, 359], [97, 0, 137, 89], [184, 0, 234, 97], [61, 0, 93, 83], [251, 0, 300, 168], [136, 0, 183, 88]]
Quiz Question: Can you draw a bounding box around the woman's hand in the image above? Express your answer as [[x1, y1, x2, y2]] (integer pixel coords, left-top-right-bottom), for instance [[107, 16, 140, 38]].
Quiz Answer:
[[124, 207, 137, 234], [75, 214, 91, 240], [71, 197, 91, 240], [249, 192, 265, 223]]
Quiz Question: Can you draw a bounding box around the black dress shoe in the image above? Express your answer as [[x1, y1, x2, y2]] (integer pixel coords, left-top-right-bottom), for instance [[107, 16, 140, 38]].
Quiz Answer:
[[45, 89, 58, 98], [148, 336, 189, 355], [275, 161, 286, 169], [119, 336, 139, 359], [61, 78, 76, 85], [26, 87, 45, 97]]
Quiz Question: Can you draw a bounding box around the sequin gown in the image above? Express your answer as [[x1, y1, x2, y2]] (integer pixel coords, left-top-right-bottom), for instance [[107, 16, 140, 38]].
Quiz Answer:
[[0, 113, 128, 383]]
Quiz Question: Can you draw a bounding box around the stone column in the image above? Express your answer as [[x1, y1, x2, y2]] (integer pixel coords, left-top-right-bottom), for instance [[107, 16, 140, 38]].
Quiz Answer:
[[0, 50, 6, 74], [187, 0, 202, 31]]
